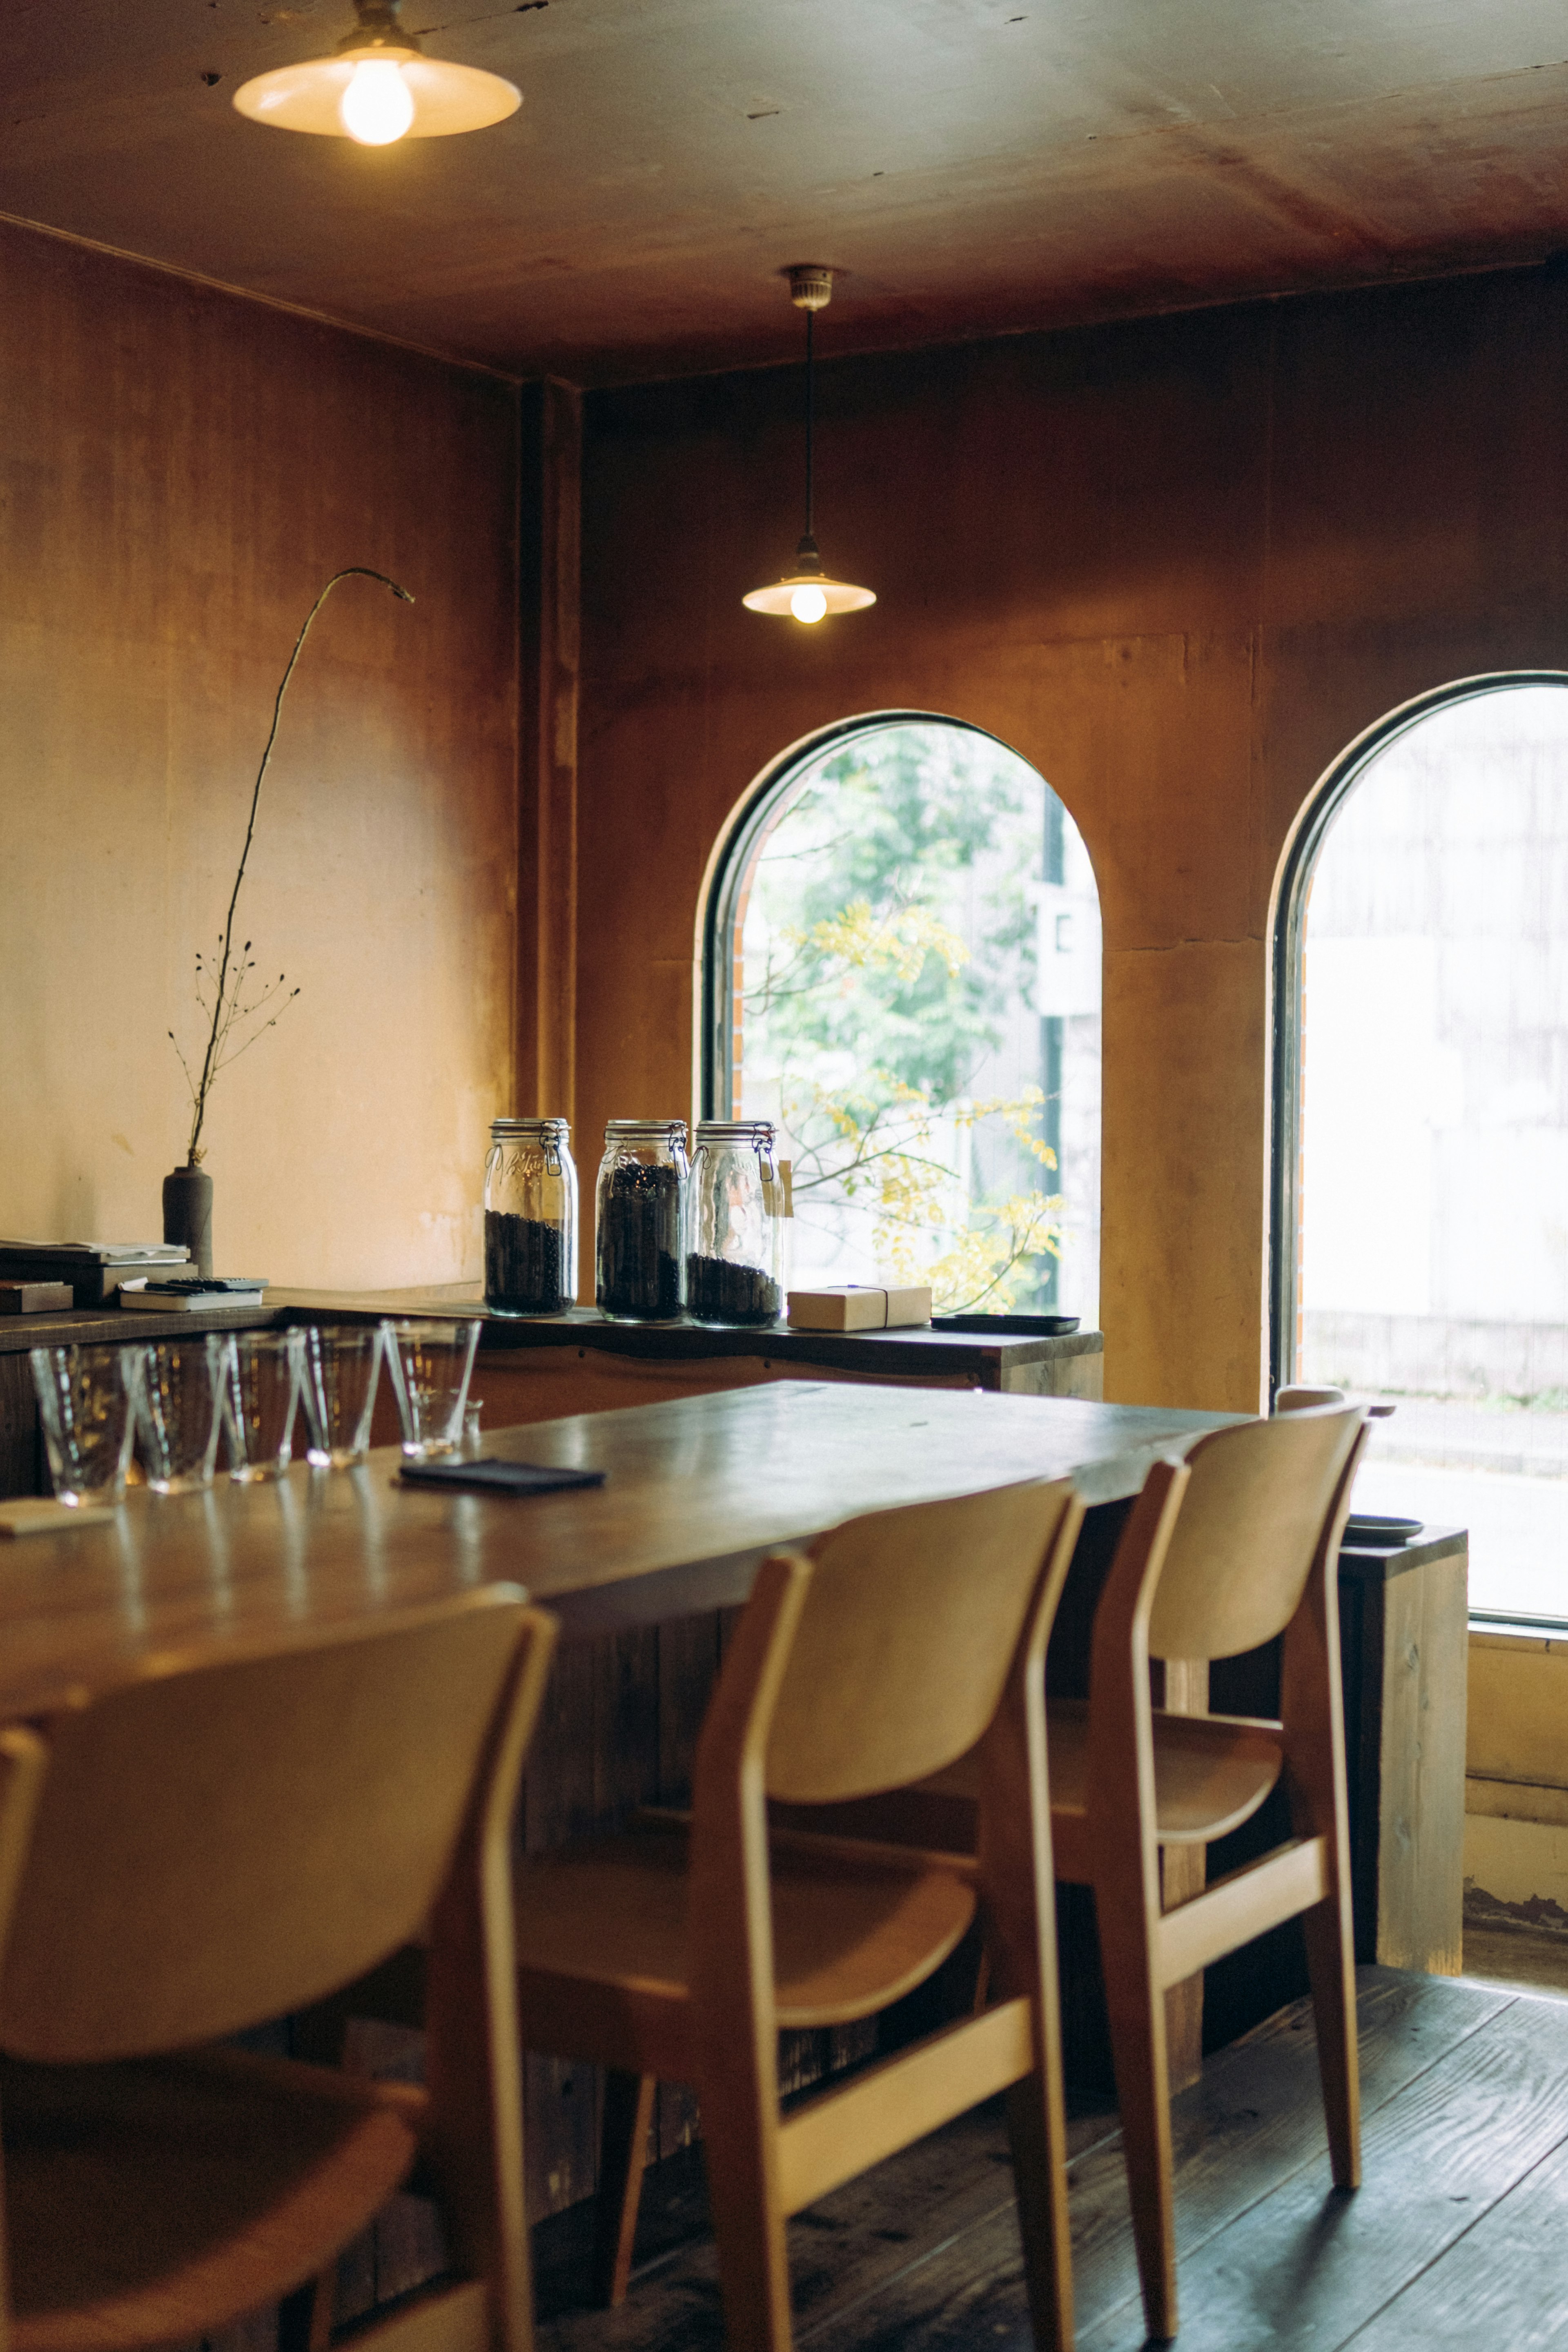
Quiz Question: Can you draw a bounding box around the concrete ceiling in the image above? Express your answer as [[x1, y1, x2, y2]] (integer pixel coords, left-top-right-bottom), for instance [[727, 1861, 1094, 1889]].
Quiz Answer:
[[5, 0, 1568, 383]]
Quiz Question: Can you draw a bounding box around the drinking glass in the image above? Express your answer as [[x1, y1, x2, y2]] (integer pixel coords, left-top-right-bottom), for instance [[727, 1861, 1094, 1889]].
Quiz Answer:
[[298, 1325, 384, 1469], [127, 1335, 226, 1494], [218, 1330, 304, 1482], [382, 1319, 482, 1459], [29, 1344, 140, 1506]]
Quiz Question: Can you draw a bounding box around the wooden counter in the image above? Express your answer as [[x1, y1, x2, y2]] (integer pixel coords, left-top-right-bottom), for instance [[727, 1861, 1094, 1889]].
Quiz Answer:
[[0, 1300, 291, 1499], [0, 1289, 1104, 1499], [268, 1290, 1104, 1395], [276, 1290, 1105, 1442]]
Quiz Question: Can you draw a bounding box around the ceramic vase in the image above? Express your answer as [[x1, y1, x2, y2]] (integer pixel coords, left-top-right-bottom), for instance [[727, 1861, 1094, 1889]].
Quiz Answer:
[[162, 1163, 214, 1278]]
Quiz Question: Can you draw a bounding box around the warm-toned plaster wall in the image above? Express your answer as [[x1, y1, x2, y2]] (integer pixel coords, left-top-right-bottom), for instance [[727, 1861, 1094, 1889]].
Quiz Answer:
[[575, 265, 1568, 1411], [1, 222, 520, 1287]]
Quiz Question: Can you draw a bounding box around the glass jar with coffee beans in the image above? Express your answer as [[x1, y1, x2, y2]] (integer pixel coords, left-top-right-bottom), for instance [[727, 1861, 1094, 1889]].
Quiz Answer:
[[685, 1120, 785, 1327], [484, 1118, 577, 1317], [595, 1120, 689, 1323]]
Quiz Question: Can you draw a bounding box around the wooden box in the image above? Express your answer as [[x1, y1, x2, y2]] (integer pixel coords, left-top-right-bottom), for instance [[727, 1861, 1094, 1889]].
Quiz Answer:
[[787, 1284, 933, 1331]]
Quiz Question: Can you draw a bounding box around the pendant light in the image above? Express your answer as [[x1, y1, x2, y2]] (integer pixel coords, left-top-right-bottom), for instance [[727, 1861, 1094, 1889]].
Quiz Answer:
[[743, 267, 876, 624], [232, 0, 520, 145]]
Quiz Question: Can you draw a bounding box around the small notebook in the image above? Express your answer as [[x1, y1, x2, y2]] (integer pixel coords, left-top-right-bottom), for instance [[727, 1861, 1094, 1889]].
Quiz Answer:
[[399, 1457, 607, 1497]]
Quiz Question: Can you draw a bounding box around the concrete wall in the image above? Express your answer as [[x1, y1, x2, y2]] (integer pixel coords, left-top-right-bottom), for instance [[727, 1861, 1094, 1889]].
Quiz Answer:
[[574, 264, 1568, 1411], [0, 221, 521, 1288]]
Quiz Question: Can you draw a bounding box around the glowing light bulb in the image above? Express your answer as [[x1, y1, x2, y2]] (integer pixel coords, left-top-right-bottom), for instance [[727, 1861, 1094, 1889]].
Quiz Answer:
[[340, 58, 415, 144], [789, 584, 828, 624]]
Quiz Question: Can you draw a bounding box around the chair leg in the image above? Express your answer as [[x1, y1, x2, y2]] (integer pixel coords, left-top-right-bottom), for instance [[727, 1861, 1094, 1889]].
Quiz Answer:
[[277, 2277, 333, 2352], [1301, 1894, 1361, 2191], [1004, 2066, 1074, 2352], [697, 2071, 794, 2352], [1100, 1939, 1179, 2343], [592, 2071, 658, 2307], [283, 2007, 356, 2352]]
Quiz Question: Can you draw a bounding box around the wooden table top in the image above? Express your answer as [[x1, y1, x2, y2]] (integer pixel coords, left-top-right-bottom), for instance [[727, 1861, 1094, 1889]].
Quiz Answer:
[[0, 1381, 1235, 1717]]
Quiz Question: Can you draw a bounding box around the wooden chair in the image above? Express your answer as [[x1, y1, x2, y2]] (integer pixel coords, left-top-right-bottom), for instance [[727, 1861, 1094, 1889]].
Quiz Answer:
[[0, 1588, 557, 2352], [1065, 1406, 1368, 2339], [511, 1478, 1086, 2352], [839, 1406, 1368, 2340]]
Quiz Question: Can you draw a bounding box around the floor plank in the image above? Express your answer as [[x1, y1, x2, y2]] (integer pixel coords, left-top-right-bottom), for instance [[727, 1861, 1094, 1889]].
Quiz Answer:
[[795, 1967, 1510, 2352], [1066, 1967, 1513, 2336], [535, 2102, 1118, 2350], [1347, 2047, 1568, 2350], [532, 1967, 1518, 2352], [1077, 1990, 1567, 2351]]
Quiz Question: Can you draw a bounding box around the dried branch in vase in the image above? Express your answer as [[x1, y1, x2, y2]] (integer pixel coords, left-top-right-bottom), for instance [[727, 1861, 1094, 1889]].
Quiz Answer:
[[169, 565, 414, 1163]]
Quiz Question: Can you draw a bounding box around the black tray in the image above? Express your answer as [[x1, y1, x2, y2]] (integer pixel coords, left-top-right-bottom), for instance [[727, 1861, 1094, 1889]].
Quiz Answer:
[[399, 1458, 607, 1497], [1343, 1513, 1423, 1547], [930, 1313, 1081, 1337]]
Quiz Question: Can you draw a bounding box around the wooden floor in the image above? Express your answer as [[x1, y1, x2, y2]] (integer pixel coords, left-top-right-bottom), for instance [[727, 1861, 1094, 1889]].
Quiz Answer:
[[531, 1966, 1568, 2350]]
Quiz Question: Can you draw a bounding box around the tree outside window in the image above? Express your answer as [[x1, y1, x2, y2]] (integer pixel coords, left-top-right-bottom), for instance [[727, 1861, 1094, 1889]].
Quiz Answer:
[[729, 720, 1101, 1319]]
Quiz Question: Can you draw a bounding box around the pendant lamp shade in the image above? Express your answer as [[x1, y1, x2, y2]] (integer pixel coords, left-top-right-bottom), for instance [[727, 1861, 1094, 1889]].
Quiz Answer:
[[744, 269, 875, 624], [742, 557, 877, 622], [233, 0, 519, 143]]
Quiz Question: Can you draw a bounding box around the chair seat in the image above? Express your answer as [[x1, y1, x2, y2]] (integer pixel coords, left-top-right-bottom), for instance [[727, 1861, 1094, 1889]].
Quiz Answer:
[[918, 1701, 1284, 1856], [1049, 1699, 1284, 1846], [2, 2045, 425, 2352], [514, 1818, 976, 2058]]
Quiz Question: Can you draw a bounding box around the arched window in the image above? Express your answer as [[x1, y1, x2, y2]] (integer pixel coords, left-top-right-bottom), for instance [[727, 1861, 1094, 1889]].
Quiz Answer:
[[702, 715, 1101, 1321], [1272, 676, 1568, 1622]]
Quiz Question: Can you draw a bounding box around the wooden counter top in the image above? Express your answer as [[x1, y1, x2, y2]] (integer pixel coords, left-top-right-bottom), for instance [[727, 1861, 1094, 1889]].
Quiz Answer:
[[0, 1287, 1105, 1500], [270, 1289, 1103, 1388], [0, 1289, 1101, 1380], [0, 1302, 292, 1354]]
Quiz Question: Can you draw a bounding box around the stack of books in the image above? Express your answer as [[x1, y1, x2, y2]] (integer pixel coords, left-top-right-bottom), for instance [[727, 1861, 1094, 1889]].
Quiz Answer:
[[118, 1275, 268, 1311], [0, 1241, 192, 1308]]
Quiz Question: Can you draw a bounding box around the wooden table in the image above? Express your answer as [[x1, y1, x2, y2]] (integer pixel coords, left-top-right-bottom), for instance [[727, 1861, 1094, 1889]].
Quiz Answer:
[[0, 1371, 1474, 2283], [1, 1378, 1229, 2222], [0, 1381, 1230, 1719], [0, 1381, 1466, 2232]]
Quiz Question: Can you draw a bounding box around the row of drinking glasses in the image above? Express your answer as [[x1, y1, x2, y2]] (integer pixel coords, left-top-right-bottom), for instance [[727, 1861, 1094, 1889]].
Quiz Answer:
[[29, 1320, 482, 1507]]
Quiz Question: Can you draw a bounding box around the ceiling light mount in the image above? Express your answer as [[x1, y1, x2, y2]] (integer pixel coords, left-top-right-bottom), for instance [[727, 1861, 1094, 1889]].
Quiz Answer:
[[744, 267, 875, 625], [232, 0, 521, 145], [787, 264, 835, 313]]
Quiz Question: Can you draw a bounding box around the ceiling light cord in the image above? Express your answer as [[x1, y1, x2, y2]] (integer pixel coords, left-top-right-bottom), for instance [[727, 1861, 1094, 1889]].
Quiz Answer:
[[742, 263, 874, 621], [803, 303, 815, 553]]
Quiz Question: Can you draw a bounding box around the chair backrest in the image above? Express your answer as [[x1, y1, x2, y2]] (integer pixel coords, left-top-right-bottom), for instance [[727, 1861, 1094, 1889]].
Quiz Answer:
[[1146, 1408, 1363, 1662], [1274, 1384, 1345, 1413], [763, 1478, 1078, 1804], [0, 1588, 545, 2064]]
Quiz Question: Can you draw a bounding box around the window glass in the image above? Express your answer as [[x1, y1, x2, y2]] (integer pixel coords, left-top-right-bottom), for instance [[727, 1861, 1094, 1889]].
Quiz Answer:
[[1299, 684, 1568, 1620], [725, 719, 1101, 1320]]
